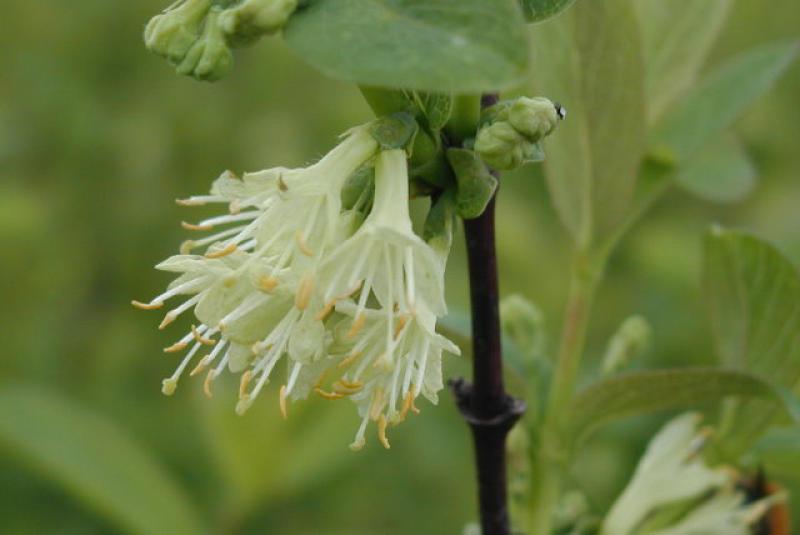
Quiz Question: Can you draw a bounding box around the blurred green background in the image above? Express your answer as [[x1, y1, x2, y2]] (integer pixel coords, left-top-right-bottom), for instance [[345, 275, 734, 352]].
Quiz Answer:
[[1, 1, 798, 533]]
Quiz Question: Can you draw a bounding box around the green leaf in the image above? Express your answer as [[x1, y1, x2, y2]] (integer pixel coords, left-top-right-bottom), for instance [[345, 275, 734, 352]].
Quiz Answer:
[[567, 368, 791, 442], [0, 384, 202, 535], [635, 0, 732, 123], [675, 134, 756, 203], [754, 428, 800, 478], [703, 227, 800, 455], [284, 0, 529, 93], [649, 40, 800, 165], [415, 92, 454, 131], [530, 0, 646, 248], [519, 0, 576, 23]]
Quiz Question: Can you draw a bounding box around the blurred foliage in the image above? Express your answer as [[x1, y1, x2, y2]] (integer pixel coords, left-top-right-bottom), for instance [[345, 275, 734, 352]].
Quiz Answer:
[[0, 0, 799, 533]]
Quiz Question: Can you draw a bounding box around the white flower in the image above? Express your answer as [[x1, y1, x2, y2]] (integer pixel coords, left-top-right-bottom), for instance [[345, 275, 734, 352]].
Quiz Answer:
[[318, 148, 447, 329], [601, 413, 729, 535]]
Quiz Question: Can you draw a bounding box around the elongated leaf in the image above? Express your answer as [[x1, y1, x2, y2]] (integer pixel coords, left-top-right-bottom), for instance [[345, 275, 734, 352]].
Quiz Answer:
[[635, 0, 732, 123], [676, 134, 756, 203], [649, 40, 799, 165], [284, 0, 529, 93], [519, 0, 576, 23], [704, 227, 800, 455], [0, 385, 201, 535], [568, 368, 791, 442], [531, 0, 646, 248]]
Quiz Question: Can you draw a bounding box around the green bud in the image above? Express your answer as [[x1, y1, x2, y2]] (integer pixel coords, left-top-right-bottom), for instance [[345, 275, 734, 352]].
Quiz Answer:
[[507, 97, 560, 142], [602, 315, 652, 375], [218, 0, 297, 47], [175, 7, 233, 81], [446, 148, 497, 219], [144, 0, 212, 63], [500, 294, 546, 358], [473, 121, 528, 171]]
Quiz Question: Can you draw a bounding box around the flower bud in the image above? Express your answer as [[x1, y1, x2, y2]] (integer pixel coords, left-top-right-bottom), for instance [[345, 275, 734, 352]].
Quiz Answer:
[[175, 7, 234, 81], [144, 0, 212, 63], [218, 0, 298, 47], [602, 315, 652, 375], [474, 121, 529, 170], [507, 97, 562, 142]]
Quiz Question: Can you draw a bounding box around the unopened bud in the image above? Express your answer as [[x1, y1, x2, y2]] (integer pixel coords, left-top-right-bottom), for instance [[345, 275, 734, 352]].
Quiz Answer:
[[602, 315, 652, 375], [219, 0, 298, 47], [145, 0, 212, 63], [474, 121, 529, 170], [508, 97, 562, 142], [174, 7, 234, 81]]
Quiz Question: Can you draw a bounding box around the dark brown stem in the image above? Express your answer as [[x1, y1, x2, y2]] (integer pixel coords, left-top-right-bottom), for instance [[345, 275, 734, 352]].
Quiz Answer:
[[449, 92, 525, 535]]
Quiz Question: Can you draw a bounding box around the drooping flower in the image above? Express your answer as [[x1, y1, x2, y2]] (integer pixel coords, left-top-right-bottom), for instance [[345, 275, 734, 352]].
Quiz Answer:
[[134, 124, 459, 449]]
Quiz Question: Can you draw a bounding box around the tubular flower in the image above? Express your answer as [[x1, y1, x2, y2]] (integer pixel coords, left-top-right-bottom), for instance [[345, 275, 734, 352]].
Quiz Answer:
[[134, 124, 459, 449]]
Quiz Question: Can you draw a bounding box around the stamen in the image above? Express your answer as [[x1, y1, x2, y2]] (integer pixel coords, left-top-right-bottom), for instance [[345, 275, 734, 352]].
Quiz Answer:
[[181, 221, 213, 231], [404, 246, 416, 309], [295, 230, 314, 257], [258, 276, 279, 293], [191, 325, 216, 346], [338, 351, 362, 369], [163, 326, 204, 353], [239, 370, 253, 400], [314, 388, 344, 400], [377, 415, 391, 449], [295, 273, 315, 310], [205, 243, 237, 259], [315, 300, 336, 321], [394, 314, 410, 340], [279, 385, 288, 419], [175, 195, 226, 206], [203, 369, 215, 398], [349, 415, 370, 451], [219, 294, 268, 330], [369, 388, 385, 421], [190, 355, 211, 377], [131, 300, 164, 311], [197, 211, 259, 228], [347, 313, 366, 338], [399, 390, 414, 421], [159, 293, 203, 330]]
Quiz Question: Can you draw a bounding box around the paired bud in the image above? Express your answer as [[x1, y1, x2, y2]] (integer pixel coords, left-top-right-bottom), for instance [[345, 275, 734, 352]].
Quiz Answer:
[[144, 0, 297, 81], [474, 97, 564, 171], [602, 315, 652, 375], [500, 294, 546, 359]]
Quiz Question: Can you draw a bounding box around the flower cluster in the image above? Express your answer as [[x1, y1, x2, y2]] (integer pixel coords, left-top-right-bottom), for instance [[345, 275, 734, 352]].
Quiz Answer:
[[134, 124, 460, 450]]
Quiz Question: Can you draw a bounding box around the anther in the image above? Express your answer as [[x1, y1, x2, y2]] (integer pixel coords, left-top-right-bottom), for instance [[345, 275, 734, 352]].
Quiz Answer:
[[295, 231, 314, 257], [131, 300, 163, 311], [258, 276, 278, 293], [394, 314, 410, 340], [239, 370, 253, 400], [315, 301, 336, 321], [314, 388, 344, 400], [377, 415, 391, 449], [191, 325, 216, 346], [279, 385, 288, 419], [203, 370, 215, 398], [347, 313, 366, 338], [181, 221, 213, 231], [295, 274, 315, 310], [179, 240, 195, 254], [163, 341, 188, 353], [338, 351, 362, 369], [205, 243, 238, 259]]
